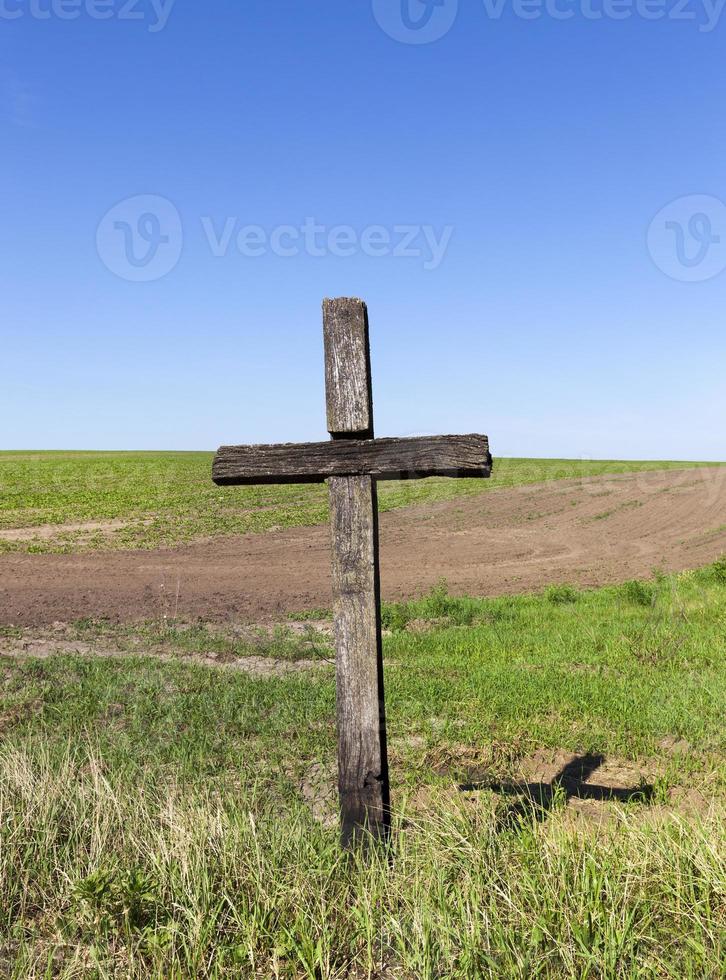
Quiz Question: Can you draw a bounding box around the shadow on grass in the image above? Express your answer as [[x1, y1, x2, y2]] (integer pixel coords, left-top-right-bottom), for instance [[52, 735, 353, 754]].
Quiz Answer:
[[459, 753, 655, 829]]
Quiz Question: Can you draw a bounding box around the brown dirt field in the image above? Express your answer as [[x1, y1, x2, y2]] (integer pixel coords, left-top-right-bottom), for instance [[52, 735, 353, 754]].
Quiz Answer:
[[1, 467, 725, 627]]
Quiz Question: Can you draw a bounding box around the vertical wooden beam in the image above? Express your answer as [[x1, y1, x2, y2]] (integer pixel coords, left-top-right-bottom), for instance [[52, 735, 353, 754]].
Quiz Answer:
[[323, 297, 390, 848], [328, 474, 389, 847], [323, 297, 374, 439]]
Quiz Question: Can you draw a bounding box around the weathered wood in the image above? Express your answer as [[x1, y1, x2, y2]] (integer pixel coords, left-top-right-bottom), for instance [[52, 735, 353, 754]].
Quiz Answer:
[[323, 298, 373, 437], [324, 297, 389, 848], [329, 474, 389, 848], [213, 434, 491, 485], [213, 295, 492, 852]]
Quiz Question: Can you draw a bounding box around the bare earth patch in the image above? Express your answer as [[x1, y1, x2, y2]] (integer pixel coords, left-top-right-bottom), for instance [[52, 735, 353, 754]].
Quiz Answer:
[[0, 628, 331, 679], [403, 744, 721, 827], [286, 740, 722, 827], [1, 468, 725, 626], [0, 518, 151, 544], [294, 761, 338, 828]]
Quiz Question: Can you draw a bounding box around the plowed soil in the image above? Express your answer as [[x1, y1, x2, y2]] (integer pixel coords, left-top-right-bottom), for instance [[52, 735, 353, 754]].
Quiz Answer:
[[1, 468, 724, 627]]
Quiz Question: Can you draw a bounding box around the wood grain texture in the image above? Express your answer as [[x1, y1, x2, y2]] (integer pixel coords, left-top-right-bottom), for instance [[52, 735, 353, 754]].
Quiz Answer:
[[213, 296, 492, 850], [212, 434, 492, 485], [323, 298, 373, 437], [324, 297, 388, 847], [328, 474, 389, 847]]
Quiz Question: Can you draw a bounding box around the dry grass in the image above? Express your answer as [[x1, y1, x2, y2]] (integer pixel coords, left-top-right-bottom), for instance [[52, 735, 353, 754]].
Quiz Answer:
[[0, 743, 723, 978]]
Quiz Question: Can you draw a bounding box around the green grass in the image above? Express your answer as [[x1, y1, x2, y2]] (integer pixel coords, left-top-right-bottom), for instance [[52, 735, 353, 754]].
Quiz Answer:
[[0, 450, 723, 553], [0, 562, 724, 976]]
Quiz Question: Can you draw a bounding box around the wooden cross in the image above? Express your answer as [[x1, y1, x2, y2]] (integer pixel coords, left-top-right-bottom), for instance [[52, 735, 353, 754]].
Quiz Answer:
[[213, 298, 492, 848]]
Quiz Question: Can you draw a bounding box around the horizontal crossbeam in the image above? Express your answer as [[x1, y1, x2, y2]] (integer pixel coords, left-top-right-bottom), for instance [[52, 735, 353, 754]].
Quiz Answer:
[[213, 434, 491, 486]]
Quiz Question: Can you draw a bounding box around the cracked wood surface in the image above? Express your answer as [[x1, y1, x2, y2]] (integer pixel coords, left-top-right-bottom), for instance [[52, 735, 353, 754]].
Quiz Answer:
[[212, 434, 492, 485]]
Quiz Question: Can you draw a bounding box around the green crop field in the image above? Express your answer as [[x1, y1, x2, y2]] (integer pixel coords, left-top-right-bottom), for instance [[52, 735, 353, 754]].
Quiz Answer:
[[0, 564, 724, 977], [1, 451, 723, 553]]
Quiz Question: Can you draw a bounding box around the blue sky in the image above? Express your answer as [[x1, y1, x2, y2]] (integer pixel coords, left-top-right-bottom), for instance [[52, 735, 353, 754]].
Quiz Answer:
[[2, 0, 725, 459]]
